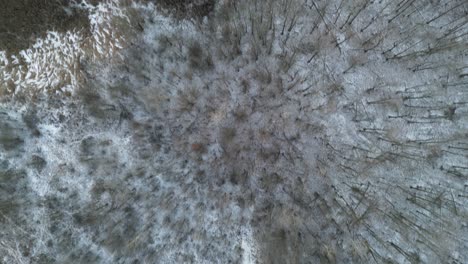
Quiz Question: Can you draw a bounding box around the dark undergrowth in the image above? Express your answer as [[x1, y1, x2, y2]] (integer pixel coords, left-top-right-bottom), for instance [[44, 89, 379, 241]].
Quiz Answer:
[[0, 0, 91, 54]]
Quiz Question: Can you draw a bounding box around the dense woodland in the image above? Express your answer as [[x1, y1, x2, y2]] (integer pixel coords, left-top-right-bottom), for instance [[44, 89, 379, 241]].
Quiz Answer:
[[0, 0, 467, 263]]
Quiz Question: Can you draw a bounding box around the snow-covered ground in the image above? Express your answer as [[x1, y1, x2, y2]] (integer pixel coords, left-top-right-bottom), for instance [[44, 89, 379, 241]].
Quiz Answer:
[[1, 0, 467, 263]]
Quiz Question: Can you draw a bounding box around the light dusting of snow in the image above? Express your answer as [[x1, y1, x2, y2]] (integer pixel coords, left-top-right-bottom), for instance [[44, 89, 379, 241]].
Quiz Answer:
[[0, 0, 130, 97], [1, 0, 467, 263]]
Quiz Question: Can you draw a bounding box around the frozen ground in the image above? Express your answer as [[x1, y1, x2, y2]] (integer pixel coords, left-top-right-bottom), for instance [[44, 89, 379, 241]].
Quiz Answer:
[[0, 0, 467, 263]]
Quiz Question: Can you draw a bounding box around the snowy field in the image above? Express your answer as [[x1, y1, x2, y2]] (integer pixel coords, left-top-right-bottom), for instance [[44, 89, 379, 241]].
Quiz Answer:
[[0, 0, 467, 263]]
